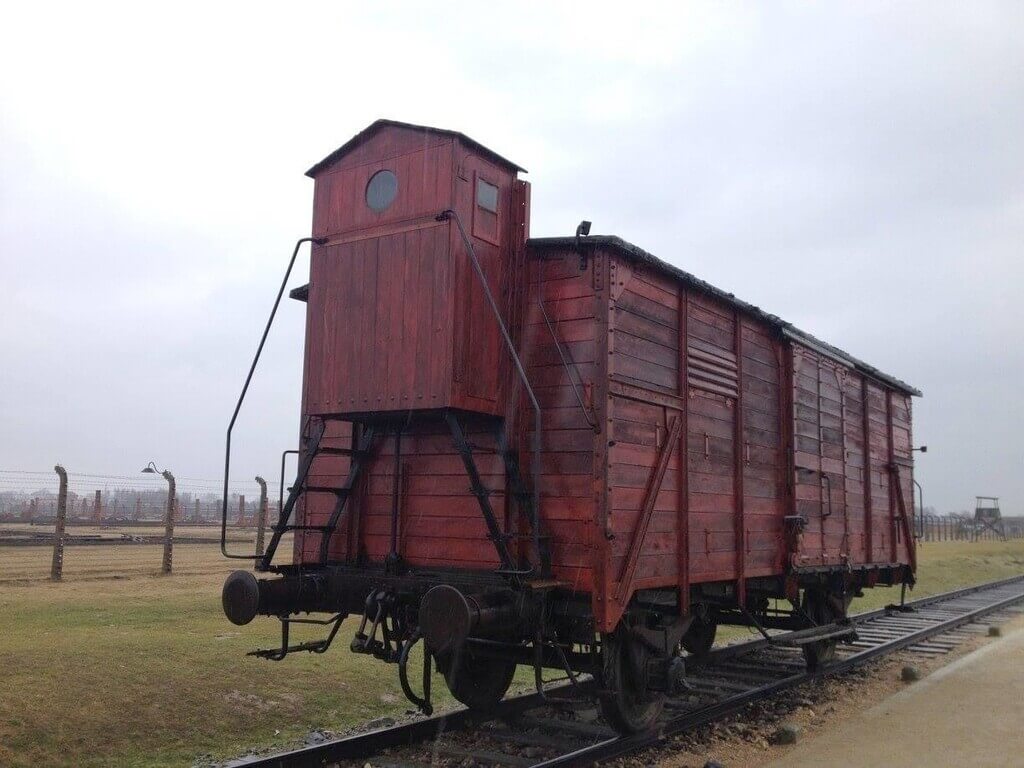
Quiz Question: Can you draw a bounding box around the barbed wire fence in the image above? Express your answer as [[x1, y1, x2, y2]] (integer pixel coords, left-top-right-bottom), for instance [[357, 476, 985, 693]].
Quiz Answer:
[[0, 467, 281, 580], [917, 513, 1024, 542], [5, 468, 1022, 580]]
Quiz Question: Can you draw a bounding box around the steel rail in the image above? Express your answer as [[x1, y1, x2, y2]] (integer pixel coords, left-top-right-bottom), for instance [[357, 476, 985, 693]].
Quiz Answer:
[[699, 572, 1024, 666], [536, 577, 1024, 767], [224, 574, 1024, 768]]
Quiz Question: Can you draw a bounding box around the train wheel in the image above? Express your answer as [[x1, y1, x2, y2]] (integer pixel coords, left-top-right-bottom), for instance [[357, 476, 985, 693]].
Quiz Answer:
[[599, 628, 664, 733], [801, 591, 842, 670], [680, 616, 717, 656], [442, 651, 516, 712]]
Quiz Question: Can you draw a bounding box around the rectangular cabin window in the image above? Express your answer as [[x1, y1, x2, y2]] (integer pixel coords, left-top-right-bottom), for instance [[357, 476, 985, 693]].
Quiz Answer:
[[476, 178, 499, 213]]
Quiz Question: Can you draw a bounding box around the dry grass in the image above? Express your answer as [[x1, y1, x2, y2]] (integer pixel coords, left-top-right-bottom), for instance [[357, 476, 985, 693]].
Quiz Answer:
[[0, 525, 262, 582], [1, 538, 1022, 767]]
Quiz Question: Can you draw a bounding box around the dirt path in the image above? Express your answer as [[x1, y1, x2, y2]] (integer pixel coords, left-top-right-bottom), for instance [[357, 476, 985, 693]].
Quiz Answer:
[[766, 614, 1024, 767], [640, 615, 1024, 768]]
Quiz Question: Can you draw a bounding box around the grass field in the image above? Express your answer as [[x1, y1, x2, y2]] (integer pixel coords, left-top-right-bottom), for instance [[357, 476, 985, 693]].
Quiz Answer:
[[2, 538, 1024, 767]]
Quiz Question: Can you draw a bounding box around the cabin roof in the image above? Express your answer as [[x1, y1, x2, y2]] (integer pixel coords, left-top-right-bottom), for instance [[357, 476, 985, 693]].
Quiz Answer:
[[528, 235, 921, 397], [306, 119, 527, 178]]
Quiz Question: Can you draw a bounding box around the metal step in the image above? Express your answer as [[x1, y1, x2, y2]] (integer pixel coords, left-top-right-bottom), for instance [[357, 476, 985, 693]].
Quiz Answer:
[[771, 622, 858, 648]]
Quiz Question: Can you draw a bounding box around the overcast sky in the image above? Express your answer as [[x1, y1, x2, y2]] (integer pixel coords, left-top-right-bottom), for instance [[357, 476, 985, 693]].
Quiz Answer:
[[1, 2, 1022, 512]]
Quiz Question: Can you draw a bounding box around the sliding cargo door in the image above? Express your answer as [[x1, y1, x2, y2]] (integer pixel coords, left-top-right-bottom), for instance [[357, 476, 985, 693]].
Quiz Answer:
[[790, 349, 843, 566]]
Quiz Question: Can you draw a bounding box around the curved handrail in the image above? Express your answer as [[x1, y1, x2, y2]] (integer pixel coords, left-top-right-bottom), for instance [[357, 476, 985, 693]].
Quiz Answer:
[[221, 236, 325, 559]]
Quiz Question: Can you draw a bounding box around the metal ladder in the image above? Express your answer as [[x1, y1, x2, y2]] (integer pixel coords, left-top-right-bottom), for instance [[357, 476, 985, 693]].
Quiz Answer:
[[444, 412, 551, 578], [256, 417, 378, 572]]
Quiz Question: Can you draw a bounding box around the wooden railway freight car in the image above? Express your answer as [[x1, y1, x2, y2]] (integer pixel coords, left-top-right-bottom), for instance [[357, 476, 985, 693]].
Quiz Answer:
[[221, 120, 921, 733]]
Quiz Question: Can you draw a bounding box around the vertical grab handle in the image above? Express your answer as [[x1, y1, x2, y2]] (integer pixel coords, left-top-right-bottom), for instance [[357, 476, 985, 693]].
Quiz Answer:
[[437, 209, 549, 576]]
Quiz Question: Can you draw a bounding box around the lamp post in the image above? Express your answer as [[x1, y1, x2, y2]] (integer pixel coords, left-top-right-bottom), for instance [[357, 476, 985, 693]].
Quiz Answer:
[[142, 461, 176, 574]]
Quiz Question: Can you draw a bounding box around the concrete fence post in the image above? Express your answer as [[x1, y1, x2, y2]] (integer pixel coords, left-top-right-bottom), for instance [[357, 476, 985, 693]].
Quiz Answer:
[[254, 476, 268, 557], [160, 470, 176, 574], [51, 465, 69, 580]]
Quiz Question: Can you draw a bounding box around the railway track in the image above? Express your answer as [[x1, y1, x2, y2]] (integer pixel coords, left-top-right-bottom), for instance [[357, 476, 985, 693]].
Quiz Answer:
[[225, 575, 1024, 768]]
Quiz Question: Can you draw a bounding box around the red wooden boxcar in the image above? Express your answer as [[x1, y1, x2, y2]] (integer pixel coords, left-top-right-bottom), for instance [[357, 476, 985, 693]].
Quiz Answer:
[[222, 120, 920, 733]]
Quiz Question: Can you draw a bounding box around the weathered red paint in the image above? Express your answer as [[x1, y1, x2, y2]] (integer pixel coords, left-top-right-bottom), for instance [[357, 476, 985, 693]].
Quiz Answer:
[[291, 120, 920, 633]]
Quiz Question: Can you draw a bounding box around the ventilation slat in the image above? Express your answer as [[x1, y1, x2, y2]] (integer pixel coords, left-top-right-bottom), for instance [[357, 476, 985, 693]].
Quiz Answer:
[[688, 343, 739, 398], [688, 345, 738, 371]]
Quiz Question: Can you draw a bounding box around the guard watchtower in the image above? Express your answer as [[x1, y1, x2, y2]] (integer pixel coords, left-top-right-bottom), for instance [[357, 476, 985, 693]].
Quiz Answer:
[[973, 496, 1006, 541]]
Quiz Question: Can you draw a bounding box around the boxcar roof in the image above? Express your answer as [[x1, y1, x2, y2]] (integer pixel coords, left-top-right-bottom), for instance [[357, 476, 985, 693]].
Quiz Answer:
[[306, 119, 527, 178], [529, 235, 921, 397]]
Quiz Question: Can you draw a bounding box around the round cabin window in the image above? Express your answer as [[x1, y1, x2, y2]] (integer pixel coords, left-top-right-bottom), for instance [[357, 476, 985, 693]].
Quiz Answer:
[[365, 170, 398, 212]]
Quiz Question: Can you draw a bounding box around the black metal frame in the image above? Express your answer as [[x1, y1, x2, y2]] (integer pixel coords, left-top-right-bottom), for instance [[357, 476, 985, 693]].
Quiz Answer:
[[279, 448, 299, 528], [250, 613, 346, 660], [258, 420, 378, 572], [227, 575, 1024, 768], [445, 410, 520, 576], [257, 417, 325, 570]]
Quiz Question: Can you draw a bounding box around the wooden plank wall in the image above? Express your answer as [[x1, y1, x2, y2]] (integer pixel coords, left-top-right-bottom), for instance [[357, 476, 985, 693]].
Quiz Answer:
[[296, 420, 507, 570], [684, 293, 739, 582], [603, 253, 789, 620], [840, 370, 869, 564], [522, 250, 600, 594], [311, 134, 453, 239], [450, 148, 516, 414], [606, 259, 683, 592], [739, 321, 786, 577], [792, 348, 842, 566], [890, 392, 915, 565], [359, 423, 505, 569], [790, 347, 915, 568], [293, 238, 915, 595], [307, 225, 455, 415], [307, 126, 518, 419]]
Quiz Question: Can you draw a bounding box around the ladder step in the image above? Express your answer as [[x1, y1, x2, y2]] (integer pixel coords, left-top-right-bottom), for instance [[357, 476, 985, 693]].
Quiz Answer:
[[772, 622, 858, 647], [304, 485, 350, 495], [249, 639, 330, 658], [274, 524, 336, 532], [315, 447, 364, 457]]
